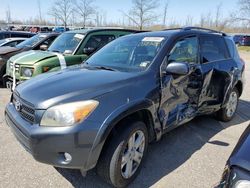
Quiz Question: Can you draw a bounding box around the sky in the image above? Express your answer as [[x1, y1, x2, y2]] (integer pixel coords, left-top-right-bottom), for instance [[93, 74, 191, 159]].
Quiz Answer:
[[0, 0, 239, 25]]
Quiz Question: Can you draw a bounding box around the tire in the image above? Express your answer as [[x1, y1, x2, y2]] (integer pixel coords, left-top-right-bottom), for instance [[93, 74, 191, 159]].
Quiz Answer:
[[216, 88, 239, 122], [97, 121, 148, 188]]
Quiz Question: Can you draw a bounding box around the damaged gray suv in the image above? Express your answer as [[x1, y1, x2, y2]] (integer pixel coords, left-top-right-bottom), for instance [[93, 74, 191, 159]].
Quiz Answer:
[[5, 27, 245, 187]]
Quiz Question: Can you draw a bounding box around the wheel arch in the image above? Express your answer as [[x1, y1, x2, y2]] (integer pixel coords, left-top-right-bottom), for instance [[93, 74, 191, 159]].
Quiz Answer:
[[234, 80, 243, 97], [85, 99, 162, 170]]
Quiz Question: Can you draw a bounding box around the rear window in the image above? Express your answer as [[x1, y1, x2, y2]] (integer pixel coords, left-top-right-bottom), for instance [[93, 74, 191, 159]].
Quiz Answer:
[[200, 36, 228, 63], [225, 37, 240, 59]]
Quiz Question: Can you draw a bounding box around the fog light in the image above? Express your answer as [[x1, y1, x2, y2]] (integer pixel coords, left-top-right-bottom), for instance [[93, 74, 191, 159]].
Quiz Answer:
[[64, 152, 72, 163]]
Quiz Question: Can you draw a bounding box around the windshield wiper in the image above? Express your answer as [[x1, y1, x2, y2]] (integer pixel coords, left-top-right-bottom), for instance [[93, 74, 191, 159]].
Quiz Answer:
[[93, 66, 117, 71], [51, 50, 61, 53]]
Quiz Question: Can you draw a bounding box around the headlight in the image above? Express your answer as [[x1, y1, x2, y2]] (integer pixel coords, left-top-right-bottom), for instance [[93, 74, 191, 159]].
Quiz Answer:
[[235, 180, 250, 188], [22, 67, 34, 77], [40, 100, 99, 127]]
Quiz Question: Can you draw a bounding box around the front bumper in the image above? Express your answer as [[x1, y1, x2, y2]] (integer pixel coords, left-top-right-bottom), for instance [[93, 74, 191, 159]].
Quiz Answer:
[[3, 74, 23, 90], [5, 103, 100, 170]]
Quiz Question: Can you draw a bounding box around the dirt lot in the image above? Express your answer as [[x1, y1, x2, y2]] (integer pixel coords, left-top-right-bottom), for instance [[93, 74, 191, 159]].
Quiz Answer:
[[0, 51, 250, 188]]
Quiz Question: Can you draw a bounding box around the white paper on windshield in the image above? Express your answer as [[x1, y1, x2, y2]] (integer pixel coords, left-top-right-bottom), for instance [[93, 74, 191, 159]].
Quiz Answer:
[[142, 37, 165, 42], [74, 34, 85, 40], [140, 61, 150, 68]]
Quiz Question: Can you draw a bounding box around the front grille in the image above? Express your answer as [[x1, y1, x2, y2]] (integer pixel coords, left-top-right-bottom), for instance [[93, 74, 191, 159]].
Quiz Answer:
[[13, 93, 35, 124], [10, 62, 20, 73]]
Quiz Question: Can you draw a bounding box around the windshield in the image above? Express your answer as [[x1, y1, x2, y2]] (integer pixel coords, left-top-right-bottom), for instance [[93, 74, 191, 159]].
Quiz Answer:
[[48, 33, 84, 54], [16, 34, 47, 48], [85, 36, 165, 72]]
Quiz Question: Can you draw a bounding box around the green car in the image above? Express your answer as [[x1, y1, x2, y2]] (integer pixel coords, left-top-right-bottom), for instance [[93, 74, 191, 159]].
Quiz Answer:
[[5, 28, 137, 89]]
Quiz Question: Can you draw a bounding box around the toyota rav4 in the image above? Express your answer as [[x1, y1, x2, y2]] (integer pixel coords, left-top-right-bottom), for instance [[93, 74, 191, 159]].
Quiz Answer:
[[5, 27, 245, 187]]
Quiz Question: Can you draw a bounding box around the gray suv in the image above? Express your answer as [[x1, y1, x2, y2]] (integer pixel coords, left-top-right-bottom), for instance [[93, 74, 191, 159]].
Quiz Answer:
[[5, 27, 245, 187]]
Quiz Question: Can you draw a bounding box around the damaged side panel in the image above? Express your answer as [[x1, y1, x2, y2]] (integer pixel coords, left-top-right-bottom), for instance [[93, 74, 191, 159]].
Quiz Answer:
[[158, 34, 241, 132]]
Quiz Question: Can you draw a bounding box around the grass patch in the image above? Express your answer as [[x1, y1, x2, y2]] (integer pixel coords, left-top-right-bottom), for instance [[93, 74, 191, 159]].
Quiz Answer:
[[238, 46, 250, 52]]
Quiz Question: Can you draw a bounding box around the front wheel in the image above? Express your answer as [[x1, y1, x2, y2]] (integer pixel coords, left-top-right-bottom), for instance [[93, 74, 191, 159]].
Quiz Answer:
[[216, 88, 239, 122], [97, 121, 148, 188]]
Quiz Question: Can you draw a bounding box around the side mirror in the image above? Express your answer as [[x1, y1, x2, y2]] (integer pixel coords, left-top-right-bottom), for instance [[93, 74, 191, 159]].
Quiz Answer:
[[165, 62, 189, 75], [63, 50, 73, 55], [40, 44, 48, 51], [83, 47, 95, 55]]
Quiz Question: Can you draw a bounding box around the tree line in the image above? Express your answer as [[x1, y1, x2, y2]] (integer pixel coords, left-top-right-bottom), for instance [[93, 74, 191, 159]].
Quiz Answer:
[[2, 0, 250, 32]]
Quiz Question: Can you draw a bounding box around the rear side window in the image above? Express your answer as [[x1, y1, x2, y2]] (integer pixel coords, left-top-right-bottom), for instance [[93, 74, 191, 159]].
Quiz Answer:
[[85, 35, 116, 50], [200, 36, 228, 63]]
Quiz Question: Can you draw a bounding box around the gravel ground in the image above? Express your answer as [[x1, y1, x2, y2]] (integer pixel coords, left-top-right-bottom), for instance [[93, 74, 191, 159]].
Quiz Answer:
[[0, 51, 249, 188]]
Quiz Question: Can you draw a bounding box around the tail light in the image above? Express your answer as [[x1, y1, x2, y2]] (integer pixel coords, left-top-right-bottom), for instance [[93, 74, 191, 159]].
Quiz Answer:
[[240, 58, 245, 71]]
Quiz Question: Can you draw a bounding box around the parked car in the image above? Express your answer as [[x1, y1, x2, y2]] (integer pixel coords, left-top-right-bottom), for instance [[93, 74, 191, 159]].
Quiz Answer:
[[0, 33, 59, 85], [0, 31, 34, 40], [4, 28, 138, 88], [52, 27, 69, 33], [0, 38, 27, 47], [218, 124, 250, 188], [30, 27, 41, 33], [5, 27, 245, 187], [239, 35, 250, 46], [41, 27, 53, 32], [24, 27, 32, 32], [232, 35, 244, 45]]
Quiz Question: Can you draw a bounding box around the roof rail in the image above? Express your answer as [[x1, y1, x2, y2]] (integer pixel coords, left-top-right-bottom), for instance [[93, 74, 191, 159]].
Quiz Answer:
[[182, 27, 227, 36], [163, 27, 183, 31]]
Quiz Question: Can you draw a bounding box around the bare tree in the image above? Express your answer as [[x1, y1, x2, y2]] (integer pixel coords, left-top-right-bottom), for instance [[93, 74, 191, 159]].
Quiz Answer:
[[122, 0, 159, 30], [75, 0, 96, 28], [213, 3, 229, 31], [215, 3, 223, 28], [199, 14, 206, 27], [95, 12, 100, 27], [185, 15, 193, 26], [6, 5, 11, 24], [70, 11, 76, 26], [162, 1, 169, 27], [37, 0, 42, 24], [231, 0, 250, 25], [49, 0, 74, 28]]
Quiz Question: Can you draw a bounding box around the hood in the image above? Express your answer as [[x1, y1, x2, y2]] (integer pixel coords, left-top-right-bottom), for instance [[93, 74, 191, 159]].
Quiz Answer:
[[15, 66, 136, 109], [229, 124, 250, 172], [0, 46, 21, 55], [10, 50, 57, 65]]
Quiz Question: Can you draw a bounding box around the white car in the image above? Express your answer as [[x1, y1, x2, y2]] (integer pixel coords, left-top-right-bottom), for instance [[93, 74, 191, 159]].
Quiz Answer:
[[0, 38, 27, 47]]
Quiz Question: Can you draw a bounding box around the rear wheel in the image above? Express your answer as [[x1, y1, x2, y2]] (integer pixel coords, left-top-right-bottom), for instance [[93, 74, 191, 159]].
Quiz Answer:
[[217, 88, 239, 122], [97, 121, 148, 188]]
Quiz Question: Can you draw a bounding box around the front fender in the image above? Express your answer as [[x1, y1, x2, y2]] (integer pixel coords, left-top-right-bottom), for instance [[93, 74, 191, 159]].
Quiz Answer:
[[85, 98, 161, 170]]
